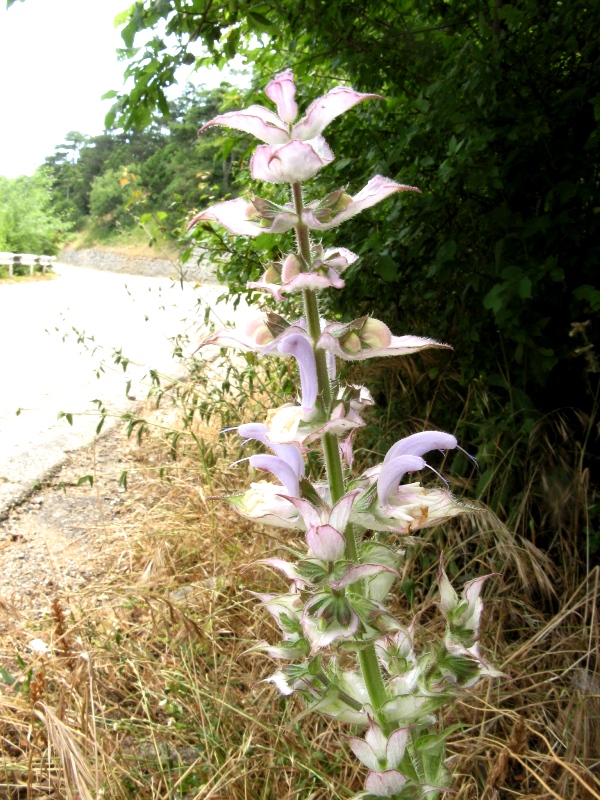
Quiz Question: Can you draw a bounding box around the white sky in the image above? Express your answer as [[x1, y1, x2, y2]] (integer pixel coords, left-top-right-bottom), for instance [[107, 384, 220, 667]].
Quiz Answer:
[[0, 0, 247, 178]]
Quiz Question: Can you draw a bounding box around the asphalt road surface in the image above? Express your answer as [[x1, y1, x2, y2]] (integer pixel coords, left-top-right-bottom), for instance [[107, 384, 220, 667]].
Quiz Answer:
[[0, 263, 240, 516]]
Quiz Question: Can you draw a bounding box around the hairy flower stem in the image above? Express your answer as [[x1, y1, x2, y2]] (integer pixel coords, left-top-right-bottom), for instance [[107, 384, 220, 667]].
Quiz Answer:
[[291, 180, 389, 727]]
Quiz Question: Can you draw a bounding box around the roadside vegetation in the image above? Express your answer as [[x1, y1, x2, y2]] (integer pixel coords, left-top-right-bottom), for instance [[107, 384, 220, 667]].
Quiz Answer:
[[0, 349, 598, 799], [0, 0, 598, 797]]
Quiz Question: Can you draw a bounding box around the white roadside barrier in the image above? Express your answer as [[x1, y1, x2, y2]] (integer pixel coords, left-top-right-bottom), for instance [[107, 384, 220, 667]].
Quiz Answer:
[[0, 252, 56, 277]]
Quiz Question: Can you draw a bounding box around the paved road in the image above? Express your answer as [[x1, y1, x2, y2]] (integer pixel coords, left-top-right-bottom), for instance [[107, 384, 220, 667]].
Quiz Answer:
[[0, 263, 241, 516]]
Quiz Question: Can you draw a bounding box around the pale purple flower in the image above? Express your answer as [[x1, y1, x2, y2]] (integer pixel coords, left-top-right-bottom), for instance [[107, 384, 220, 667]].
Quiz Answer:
[[248, 453, 303, 497], [275, 333, 319, 412], [237, 422, 305, 479], [383, 430, 458, 464], [377, 455, 426, 507]]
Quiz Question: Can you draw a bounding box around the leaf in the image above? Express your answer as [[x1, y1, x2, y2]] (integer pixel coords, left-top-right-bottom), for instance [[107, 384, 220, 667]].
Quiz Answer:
[[101, 89, 118, 100], [374, 255, 398, 282], [118, 470, 128, 491], [77, 475, 94, 488], [0, 666, 15, 685]]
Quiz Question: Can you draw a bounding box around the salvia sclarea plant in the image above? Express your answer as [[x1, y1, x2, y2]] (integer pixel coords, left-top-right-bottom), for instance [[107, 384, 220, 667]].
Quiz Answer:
[[189, 71, 501, 800]]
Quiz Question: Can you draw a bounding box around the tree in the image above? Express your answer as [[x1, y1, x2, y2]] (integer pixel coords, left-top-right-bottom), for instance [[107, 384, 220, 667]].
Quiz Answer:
[[0, 169, 67, 254]]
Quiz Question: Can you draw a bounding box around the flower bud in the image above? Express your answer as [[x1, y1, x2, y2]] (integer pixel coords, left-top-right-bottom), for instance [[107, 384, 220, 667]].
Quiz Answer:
[[245, 315, 274, 346], [340, 331, 362, 355], [360, 318, 392, 349], [281, 253, 302, 281]]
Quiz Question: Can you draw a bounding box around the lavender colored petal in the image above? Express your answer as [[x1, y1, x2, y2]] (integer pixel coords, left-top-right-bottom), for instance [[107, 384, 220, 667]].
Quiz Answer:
[[292, 86, 384, 140], [250, 137, 334, 184], [384, 430, 458, 464], [364, 718, 388, 759], [265, 69, 298, 123], [249, 454, 301, 496], [377, 455, 426, 507], [303, 175, 420, 231], [238, 423, 305, 478], [277, 334, 319, 411], [199, 105, 289, 144]]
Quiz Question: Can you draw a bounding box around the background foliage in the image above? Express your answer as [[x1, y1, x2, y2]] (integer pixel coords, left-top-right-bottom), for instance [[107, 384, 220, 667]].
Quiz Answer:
[[0, 170, 66, 255], [8, 0, 599, 554], [104, 0, 600, 553]]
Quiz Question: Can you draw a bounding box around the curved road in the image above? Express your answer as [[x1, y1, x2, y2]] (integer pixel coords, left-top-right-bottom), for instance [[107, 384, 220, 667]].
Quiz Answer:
[[0, 263, 242, 517]]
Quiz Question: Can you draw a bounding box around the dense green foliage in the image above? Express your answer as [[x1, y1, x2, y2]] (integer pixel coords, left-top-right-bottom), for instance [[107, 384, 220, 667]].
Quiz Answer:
[[44, 86, 245, 236], [104, 0, 599, 550], [0, 170, 66, 255], [8, 0, 597, 549]]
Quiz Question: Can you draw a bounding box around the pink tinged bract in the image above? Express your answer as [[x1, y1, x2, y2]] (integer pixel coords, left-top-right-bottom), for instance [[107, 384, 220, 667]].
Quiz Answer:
[[302, 175, 420, 231], [302, 593, 360, 651], [198, 104, 289, 145], [228, 483, 303, 529], [292, 86, 384, 141], [316, 317, 447, 360], [364, 770, 408, 797], [383, 431, 458, 465], [306, 524, 346, 562], [188, 196, 299, 237], [316, 246, 359, 272], [377, 455, 426, 507], [348, 736, 382, 772], [250, 137, 334, 184], [331, 563, 399, 590], [265, 69, 298, 124]]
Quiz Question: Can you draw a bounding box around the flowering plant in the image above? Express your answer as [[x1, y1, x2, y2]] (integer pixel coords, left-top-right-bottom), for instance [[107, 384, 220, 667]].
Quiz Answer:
[[190, 70, 500, 799]]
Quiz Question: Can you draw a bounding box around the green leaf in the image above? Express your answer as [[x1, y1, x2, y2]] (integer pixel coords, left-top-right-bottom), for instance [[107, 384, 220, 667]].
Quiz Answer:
[[77, 475, 94, 488], [374, 255, 398, 282], [118, 470, 128, 491], [101, 90, 118, 100], [0, 665, 15, 685], [114, 5, 133, 27]]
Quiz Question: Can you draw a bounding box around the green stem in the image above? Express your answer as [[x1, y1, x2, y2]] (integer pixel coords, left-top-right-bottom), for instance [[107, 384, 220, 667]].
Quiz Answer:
[[290, 179, 388, 727]]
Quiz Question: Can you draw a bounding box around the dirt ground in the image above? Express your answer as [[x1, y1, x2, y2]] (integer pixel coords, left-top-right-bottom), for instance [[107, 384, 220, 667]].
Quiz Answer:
[[0, 423, 143, 614]]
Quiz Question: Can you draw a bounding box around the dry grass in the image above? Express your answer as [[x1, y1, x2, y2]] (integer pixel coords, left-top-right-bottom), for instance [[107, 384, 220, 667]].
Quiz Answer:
[[0, 391, 598, 799], [0, 272, 58, 286]]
